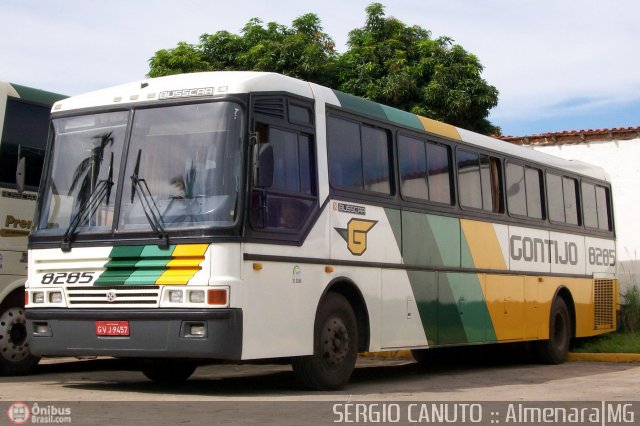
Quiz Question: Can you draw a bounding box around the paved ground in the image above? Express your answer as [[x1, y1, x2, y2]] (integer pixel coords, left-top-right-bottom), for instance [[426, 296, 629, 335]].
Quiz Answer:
[[1, 353, 639, 424]]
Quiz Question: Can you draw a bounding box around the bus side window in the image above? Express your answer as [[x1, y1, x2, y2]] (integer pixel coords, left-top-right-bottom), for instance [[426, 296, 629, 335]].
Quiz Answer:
[[251, 122, 316, 231], [0, 98, 49, 188], [327, 115, 391, 195], [547, 173, 580, 226], [458, 149, 502, 213], [506, 163, 542, 219]]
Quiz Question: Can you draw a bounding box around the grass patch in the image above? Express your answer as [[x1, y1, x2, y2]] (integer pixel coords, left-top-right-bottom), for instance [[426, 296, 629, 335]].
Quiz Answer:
[[573, 332, 640, 353]]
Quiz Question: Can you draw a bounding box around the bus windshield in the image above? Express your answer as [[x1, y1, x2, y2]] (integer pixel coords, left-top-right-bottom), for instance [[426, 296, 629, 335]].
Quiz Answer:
[[36, 101, 243, 236]]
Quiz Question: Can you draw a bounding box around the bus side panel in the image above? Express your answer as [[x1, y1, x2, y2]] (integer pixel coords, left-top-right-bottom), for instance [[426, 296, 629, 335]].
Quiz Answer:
[[380, 269, 428, 349], [0, 188, 35, 302], [241, 206, 388, 359]]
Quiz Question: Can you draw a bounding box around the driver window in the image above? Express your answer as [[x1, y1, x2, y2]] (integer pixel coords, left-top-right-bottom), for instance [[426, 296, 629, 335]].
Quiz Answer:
[[251, 122, 316, 232]]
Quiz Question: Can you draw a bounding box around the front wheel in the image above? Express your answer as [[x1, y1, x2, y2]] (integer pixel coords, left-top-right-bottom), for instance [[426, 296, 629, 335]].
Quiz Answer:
[[535, 297, 572, 364], [140, 359, 197, 383], [292, 293, 358, 390], [0, 292, 40, 375]]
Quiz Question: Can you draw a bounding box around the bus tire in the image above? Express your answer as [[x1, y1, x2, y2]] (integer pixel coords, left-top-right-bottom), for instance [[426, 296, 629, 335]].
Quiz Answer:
[[535, 297, 571, 364], [0, 291, 40, 376], [411, 348, 439, 366], [140, 359, 197, 383], [292, 293, 358, 390]]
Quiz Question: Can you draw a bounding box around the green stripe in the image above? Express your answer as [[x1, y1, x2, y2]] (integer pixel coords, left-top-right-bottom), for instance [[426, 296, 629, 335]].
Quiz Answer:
[[380, 105, 423, 131], [332, 90, 387, 121], [94, 245, 175, 286], [401, 212, 460, 267], [407, 271, 439, 346], [436, 273, 469, 345], [386, 209, 497, 346], [441, 273, 495, 344]]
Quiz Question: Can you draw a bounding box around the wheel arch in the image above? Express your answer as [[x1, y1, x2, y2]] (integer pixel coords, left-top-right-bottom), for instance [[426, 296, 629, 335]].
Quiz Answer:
[[553, 285, 577, 338], [0, 279, 26, 308], [319, 277, 371, 352]]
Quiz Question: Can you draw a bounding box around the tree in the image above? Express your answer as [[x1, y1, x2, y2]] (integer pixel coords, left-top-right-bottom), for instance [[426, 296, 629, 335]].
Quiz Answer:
[[147, 3, 500, 135], [336, 3, 499, 134], [148, 14, 338, 87]]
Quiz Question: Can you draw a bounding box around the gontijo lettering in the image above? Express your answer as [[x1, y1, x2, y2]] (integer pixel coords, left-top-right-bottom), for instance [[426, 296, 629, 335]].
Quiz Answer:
[[510, 235, 616, 266]]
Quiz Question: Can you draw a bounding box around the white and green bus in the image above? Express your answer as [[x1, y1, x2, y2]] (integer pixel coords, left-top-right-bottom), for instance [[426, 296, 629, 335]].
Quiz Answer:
[[0, 81, 65, 375], [26, 72, 617, 389]]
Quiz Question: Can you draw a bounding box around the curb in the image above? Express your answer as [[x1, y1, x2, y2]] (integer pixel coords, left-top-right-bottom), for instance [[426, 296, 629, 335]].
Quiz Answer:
[[362, 351, 640, 363], [567, 352, 640, 363], [361, 350, 412, 360]]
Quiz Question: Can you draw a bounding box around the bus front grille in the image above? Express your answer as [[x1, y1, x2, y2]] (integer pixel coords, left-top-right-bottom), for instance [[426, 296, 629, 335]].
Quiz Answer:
[[65, 286, 160, 307], [593, 279, 615, 330]]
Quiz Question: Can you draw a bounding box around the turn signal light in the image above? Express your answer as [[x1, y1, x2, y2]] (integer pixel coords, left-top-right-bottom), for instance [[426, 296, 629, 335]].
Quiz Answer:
[[207, 289, 227, 305]]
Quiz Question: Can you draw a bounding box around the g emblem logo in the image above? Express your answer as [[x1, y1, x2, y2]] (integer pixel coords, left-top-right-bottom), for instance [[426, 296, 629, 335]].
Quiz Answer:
[[335, 219, 377, 256]]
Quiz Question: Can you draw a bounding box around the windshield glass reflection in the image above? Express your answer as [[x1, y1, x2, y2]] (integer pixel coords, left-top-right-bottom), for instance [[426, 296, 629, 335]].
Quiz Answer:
[[119, 102, 243, 230], [36, 112, 127, 234]]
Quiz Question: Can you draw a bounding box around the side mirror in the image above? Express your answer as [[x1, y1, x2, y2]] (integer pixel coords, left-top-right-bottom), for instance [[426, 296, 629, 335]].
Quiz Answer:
[[255, 143, 274, 188], [16, 157, 26, 194]]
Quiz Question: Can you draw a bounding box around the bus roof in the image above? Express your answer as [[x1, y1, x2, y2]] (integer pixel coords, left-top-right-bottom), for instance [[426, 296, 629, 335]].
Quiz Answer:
[[0, 81, 66, 106], [52, 71, 608, 182]]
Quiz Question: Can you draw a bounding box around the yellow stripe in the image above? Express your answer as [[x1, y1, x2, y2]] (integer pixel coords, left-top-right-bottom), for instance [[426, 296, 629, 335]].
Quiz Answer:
[[417, 116, 461, 141], [155, 244, 208, 285], [171, 244, 209, 257], [461, 220, 507, 270]]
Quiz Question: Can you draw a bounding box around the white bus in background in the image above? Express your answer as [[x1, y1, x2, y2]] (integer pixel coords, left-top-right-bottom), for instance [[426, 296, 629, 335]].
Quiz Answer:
[[0, 81, 65, 374]]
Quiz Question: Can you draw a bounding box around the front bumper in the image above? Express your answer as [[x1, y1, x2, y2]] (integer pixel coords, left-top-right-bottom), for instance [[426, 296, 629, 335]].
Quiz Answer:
[[26, 308, 242, 360]]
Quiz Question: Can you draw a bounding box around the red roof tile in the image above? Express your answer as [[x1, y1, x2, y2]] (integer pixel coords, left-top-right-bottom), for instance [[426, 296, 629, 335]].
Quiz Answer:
[[500, 126, 640, 146]]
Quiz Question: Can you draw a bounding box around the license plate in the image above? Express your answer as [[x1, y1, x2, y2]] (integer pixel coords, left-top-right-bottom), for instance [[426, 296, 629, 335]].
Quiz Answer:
[[96, 320, 130, 336]]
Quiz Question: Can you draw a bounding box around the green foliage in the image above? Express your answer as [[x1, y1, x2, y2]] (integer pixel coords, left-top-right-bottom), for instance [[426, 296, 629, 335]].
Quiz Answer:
[[148, 14, 338, 87], [621, 284, 640, 333], [573, 332, 640, 353], [147, 3, 500, 135]]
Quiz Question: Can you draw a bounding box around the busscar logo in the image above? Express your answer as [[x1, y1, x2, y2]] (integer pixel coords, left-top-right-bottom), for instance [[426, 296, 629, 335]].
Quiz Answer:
[[334, 219, 377, 256]]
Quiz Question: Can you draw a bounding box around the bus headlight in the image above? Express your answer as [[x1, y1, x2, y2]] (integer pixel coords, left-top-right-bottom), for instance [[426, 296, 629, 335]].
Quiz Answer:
[[188, 290, 205, 304], [33, 292, 45, 304], [49, 291, 63, 303], [169, 290, 183, 303]]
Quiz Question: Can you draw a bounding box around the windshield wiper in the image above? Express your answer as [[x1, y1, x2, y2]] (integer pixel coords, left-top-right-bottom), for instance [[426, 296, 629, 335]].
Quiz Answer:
[[61, 153, 114, 252], [130, 149, 170, 249]]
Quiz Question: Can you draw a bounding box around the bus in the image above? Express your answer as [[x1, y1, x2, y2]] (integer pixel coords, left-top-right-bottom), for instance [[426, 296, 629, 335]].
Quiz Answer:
[[0, 81, 65, 375], [25, 72, 617, 389]]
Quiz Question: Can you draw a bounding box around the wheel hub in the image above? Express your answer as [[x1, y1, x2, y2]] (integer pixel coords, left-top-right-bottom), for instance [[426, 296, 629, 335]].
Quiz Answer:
[[0, 307, 30, 362], [321, 317, 349, 367]]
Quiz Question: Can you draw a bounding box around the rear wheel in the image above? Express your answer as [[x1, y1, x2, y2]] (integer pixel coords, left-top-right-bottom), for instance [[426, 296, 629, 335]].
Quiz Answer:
[[292, 293, 358, 390], [0, 292, 40, 376], [140, 359, 197, 383], [536, 297, 572, 364], [411, 348, 441, 366]]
